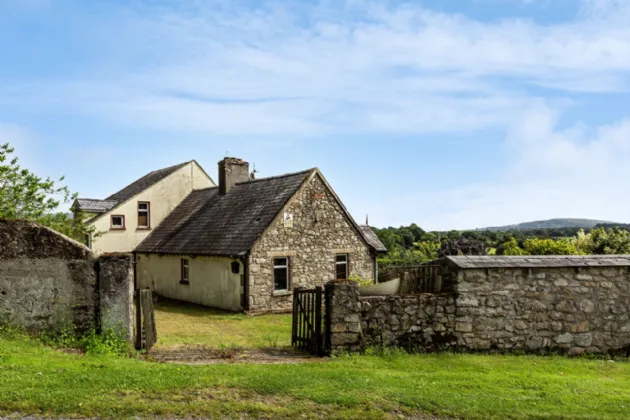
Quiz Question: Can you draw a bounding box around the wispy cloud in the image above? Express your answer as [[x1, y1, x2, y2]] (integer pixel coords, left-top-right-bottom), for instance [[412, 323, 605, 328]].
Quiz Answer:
[[3, 0, 630, 135], [2, 0, 630, 228]]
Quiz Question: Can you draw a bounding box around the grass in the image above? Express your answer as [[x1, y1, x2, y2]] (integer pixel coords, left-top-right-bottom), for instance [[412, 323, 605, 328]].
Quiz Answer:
[[154, 298, 293, 349], [1, 333, 629, 419]]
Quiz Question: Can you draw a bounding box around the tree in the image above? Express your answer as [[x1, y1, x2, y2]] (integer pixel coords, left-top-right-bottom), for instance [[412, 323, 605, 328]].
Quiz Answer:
[[438, 237, 487, 258], [497, 237, 526, 255], [0, 143, 91, 241], [585, 228, 630, 255], [522, 238, 579, 256]]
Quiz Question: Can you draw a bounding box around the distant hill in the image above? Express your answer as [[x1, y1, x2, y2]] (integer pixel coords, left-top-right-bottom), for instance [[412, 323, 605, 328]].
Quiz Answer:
[[480, 218, 617, 232]]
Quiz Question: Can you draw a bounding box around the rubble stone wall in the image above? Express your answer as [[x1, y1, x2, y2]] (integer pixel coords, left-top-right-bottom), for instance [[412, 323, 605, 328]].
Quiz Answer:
[[327, 264, 630, 355]]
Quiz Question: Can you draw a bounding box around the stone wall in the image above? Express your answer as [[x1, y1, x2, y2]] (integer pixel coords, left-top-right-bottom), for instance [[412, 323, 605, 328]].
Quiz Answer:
[[327, 263, 630, 355], [98, 254, 135, 339], [454, 266, 630, 355], [0, 219, 134, 339], [248, 173, 375, 312]]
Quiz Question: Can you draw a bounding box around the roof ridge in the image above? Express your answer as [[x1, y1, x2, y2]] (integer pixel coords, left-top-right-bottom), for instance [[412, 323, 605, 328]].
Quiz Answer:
[[235, 168, 314, 185]]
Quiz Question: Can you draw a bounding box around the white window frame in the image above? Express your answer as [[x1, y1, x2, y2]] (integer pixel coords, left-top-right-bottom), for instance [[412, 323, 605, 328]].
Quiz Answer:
[[335, 254, 348, 280], [273, 257, 290, 291], [111, 215, 125, 230], [138, 202, 150, 229], [181, 258, 190, 284]]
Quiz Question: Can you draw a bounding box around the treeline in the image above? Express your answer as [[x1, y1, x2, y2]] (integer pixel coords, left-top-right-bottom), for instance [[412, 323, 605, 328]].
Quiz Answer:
[[374, 224, 630, 267]]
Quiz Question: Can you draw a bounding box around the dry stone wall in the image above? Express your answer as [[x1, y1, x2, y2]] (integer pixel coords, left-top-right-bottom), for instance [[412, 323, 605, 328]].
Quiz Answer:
[[328, 264, 630, 355], [0, 219, 134, 339], [248, 174, 374, 312]]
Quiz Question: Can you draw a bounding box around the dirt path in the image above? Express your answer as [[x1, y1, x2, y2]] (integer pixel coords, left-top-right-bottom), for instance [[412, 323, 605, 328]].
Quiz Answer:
[[144, 346, 328, 364]]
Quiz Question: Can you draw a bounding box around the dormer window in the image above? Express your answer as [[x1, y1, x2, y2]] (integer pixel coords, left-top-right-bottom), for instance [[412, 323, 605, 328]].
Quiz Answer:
[[138, 202, 150, 229], [111, 215, 125, 230]]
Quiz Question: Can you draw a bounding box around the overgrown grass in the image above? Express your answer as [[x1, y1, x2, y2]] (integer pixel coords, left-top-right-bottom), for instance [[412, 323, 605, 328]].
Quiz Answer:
[[0, 324, 134, 357], [154, 299, 292, 349], [1, 333, 629, 419]]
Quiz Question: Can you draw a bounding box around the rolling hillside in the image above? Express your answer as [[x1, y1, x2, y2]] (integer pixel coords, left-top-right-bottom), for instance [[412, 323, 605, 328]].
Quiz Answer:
[[481, 218, 617, 232]]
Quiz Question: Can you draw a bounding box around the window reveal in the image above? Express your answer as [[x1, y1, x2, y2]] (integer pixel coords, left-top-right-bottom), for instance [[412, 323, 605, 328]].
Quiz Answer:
[[335, 254, 348, 280], [274, 257, 290, 291]]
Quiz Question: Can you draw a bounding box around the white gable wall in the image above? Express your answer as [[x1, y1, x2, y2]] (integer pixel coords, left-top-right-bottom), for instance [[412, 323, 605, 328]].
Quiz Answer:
[[90, 161, 215, 254]]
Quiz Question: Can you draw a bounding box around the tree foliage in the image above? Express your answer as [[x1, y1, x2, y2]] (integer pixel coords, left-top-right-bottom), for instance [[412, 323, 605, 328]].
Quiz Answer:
[[0, 143, 91, 241], [438, 237, 487, 258], [376, 222, 630, 267]]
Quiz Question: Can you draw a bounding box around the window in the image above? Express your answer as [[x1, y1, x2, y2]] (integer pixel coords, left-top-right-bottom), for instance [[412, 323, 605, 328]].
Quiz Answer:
[[180, 259, 189, 284], [111, 215, 125, 230], [336, 254, 348, 280], [274, 257, 290, 291], [138, 202, 150, 228]]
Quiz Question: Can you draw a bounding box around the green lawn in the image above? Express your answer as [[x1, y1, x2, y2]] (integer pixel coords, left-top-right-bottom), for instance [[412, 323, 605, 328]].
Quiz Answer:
[[153, 299, 293, 349], [1, 334, 629, 419]]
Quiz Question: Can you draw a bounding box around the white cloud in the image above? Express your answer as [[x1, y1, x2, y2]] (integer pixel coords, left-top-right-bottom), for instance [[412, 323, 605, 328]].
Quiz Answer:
[[3, 0, 630, 135], [375, 107, 630, 230]]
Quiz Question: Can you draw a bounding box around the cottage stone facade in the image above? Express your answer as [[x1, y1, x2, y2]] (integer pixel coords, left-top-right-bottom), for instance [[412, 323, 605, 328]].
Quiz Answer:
[[248, 173, 375, 312]]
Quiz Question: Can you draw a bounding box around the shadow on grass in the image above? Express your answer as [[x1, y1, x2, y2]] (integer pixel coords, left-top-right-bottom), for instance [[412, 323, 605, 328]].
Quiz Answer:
[[154, 297, 246, 319]]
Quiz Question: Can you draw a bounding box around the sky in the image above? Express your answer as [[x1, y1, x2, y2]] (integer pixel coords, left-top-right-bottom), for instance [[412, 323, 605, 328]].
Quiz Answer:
[[1, 0, 630, 231]]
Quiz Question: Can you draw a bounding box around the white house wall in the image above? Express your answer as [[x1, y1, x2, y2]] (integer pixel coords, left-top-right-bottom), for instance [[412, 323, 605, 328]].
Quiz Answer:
[[90, 161, 214, 254], [136, 254, 243, 311]]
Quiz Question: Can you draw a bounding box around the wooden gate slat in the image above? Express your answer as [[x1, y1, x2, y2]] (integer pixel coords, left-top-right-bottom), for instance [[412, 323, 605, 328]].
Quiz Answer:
[[291, 287, 326, 355]]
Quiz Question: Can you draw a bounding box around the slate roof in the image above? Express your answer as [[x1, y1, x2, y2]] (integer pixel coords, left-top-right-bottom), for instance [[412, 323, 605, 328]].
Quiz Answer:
[[445, 255, 630, 269], [135, 170, 314, 256], [105, 161, 190, 203], [74, 198, 118, 213], [359, 225, 387, 253]]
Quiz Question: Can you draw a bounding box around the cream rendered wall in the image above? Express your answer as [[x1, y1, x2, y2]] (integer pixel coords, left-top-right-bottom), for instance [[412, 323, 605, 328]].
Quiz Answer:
[[90, 161, 214, 254], [136, 253, 243, 311]]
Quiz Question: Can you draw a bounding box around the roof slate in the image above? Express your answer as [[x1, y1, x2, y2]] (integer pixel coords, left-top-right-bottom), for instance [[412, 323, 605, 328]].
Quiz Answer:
[[135, 170, 313, 256], [359, 225, 387, 253], [75, 198, 118, 213], [105, 161, 189, 204], [446, 255, 630, 269]]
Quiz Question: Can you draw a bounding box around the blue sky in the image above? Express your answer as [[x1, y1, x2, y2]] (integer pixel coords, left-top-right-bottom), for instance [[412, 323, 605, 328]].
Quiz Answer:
[[2, 0, 630, 230]]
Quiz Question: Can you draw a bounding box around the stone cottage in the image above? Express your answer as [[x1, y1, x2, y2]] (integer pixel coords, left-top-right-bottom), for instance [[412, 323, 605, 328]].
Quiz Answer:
[[135, 158, 386, 313]]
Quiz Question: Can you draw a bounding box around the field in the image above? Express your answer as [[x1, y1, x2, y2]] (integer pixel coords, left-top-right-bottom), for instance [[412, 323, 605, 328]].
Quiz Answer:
[[1, 302, 629, 419]]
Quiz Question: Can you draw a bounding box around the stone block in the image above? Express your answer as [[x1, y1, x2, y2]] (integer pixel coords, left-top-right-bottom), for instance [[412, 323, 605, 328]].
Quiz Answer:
[[574, 333, 593, 347], [456, 323, 473, 333], [555, 333, 574, 344]]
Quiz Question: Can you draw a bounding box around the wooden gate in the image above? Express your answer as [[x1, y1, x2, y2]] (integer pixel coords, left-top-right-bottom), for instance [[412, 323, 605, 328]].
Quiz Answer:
[[291, 287, 326, 356], [135, 288, 157, 352]]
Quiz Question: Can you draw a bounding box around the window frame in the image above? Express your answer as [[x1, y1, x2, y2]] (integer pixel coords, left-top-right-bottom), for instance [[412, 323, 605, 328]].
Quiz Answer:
[[110, 215, 126, 230], [180, 258, 190, 285], [335, 254, 349, 280], [273, 257, 290, 291], [137, 201, 151, 229]]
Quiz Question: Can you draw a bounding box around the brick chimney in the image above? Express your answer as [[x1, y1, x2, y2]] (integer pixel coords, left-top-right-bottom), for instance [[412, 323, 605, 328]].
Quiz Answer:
[[218, 157, 250, 195]]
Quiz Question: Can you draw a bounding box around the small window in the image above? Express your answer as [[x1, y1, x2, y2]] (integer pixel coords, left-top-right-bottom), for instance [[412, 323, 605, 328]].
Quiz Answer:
[[336, 254, 348, 280], [180, 259, 189, 284], [138, 202, 150, 228], [274, 257, 289, 291], [111, 215, 125, 230]]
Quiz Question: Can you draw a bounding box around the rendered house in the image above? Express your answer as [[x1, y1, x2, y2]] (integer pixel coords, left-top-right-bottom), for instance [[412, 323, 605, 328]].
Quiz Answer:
[[135, 158, 386, 313], [73, 161, 214, 254]]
